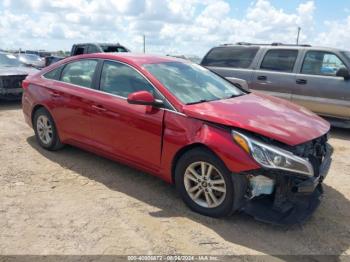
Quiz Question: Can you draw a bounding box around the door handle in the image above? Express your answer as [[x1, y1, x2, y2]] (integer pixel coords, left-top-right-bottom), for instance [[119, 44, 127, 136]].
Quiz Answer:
[[91, 105, 107, 112], [257, 75, 267, 80], [296, 79, 307, 85], [50, 91, 60, 98]]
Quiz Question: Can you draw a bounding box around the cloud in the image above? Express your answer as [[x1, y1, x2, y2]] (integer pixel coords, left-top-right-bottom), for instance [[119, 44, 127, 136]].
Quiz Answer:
[[315, 16, 350, 50], [156, 0, 316, 54], [0, 0, 349, 56]]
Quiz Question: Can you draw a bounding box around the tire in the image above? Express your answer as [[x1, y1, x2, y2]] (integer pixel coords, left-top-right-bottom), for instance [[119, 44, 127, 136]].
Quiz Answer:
[[33, 107, 64, 151], [175, 148, 247, 218]]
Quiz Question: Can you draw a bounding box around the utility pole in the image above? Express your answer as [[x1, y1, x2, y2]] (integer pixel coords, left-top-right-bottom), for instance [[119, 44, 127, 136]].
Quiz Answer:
[[296, 26, 301, 45], [143, 35, 146, 53]]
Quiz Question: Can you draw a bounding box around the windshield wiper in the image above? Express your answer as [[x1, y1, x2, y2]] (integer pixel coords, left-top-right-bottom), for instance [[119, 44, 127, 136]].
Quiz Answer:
[[186, 99, 210, 105], [186, 94, 245, 105], [224, 93, 245, 99]]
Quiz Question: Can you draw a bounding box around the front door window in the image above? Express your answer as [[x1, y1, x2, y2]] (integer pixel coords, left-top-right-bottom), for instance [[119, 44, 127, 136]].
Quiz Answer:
[[301, 51, 346, 76]]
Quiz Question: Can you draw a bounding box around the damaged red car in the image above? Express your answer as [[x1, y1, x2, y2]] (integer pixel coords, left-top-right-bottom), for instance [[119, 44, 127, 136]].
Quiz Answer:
[[22, 53, 332, 225]]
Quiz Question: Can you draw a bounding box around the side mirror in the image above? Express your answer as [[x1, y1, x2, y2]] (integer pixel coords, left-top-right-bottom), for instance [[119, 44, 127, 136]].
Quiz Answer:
[[226, 77, 250, 92], [336, 67, 350, 80], [127, 91, 163, 107]]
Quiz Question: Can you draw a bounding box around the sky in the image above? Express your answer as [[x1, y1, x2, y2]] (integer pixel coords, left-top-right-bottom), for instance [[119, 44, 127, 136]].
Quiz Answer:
[[0, 0, 349, 57]]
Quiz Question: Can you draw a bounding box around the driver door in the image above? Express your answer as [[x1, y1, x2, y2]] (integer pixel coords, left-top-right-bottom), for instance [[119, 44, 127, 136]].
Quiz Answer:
[[291, 51, 350, 119], [89, 60, 165, 170]]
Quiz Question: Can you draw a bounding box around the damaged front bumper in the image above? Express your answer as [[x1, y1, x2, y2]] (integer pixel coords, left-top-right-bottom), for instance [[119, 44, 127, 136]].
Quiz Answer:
[[241, 144, 333, 225]]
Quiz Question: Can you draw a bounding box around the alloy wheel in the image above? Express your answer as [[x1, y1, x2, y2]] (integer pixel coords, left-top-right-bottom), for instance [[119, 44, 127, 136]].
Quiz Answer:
[[36, 115, 53, 145], [184, 161, 226, 208]]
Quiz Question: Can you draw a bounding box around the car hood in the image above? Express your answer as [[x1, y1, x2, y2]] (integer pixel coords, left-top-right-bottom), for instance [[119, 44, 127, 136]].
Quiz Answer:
[[0, 66, 39, 76], [182, 93, 330, 146]]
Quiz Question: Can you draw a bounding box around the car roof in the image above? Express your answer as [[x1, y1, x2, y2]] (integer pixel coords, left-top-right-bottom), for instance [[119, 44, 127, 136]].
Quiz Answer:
[[73, 53, 186, 66], [0, 52, 19, 58], [215, 43, 348, 52], [73, 43, 125, 46]]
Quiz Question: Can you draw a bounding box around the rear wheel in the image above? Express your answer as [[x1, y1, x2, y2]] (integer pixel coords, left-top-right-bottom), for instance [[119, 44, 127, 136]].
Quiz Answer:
[[175, 148, 247, 218], [33, 107, 63, 151]]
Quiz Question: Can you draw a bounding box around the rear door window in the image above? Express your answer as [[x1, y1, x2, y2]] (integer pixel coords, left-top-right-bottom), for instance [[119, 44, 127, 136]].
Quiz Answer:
[[301, 51, 346, 76], [260, 49, 298, 72], [60, 60, 98, 88], [201, 46, 259, 68]]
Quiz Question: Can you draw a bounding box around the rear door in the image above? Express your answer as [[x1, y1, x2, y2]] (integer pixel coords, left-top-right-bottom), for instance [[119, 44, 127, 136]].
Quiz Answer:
[[291, 50, 350, 119], [201, 46, 259, 85], [47, 59, 99, 144], [250, 49, 300, 100], [89, 60, 165, 170]]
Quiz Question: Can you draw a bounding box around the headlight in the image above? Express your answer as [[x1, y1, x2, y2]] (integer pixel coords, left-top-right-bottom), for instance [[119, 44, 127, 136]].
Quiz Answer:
[[232, 130, 314, 177]]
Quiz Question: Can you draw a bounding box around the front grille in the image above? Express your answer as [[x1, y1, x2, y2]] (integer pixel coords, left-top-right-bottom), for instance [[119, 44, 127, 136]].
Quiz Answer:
[[290, 134, 328, 176], [1, 75, 27, 89]]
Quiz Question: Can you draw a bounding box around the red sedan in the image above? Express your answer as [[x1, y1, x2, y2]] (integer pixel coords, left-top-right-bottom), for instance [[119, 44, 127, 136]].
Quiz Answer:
[[22, 53, 332, 224]]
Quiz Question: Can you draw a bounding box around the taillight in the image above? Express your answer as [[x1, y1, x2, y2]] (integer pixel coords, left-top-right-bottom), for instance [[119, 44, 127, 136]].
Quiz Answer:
[[22, 79, 30, 89]]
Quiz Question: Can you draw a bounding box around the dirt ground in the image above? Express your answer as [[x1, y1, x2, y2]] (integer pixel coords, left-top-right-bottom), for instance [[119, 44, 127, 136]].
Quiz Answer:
[[0, 101, 349, 258]]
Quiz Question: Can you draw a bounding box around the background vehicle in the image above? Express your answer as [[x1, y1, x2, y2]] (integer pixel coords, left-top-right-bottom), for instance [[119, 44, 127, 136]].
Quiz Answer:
[[18, 53, 45, 69], [44, 56, 65, 67], [25, 50, 51, 58], [166, 54, 202, 64], [201, 43, 350, 127], [0, 52, 38, 100], [22, 53, 331, 225], [70, 43, 129, 56]]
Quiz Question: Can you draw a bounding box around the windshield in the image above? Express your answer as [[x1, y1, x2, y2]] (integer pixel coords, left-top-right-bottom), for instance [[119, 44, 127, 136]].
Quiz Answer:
[[143, 62, 244, 104], [0, 53, 22, 67]]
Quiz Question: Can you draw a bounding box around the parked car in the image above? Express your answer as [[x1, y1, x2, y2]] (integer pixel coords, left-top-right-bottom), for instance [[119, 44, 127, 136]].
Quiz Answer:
[[44, 56, 65, 67], [22, 53, 332, 225], [0, 52, 38, 100], [25, 50, 51, 58], [166, 54, 202, 64], [70, 43, 129, 56], [201, 43, 350, 127], [18, 53, 45, 69]]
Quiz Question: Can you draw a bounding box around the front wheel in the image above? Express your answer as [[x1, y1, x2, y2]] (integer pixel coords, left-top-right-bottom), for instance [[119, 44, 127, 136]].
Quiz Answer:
[[175, 148, 247, 218]]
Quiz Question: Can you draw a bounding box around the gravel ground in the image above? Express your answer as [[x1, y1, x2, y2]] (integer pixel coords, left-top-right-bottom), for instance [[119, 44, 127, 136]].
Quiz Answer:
[[0, 101, 349, 258]]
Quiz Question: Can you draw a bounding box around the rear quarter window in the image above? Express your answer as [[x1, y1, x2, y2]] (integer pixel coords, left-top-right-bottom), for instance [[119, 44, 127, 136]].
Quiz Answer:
[[201, 46, 259, 68], [43, 66, 63, 80]]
